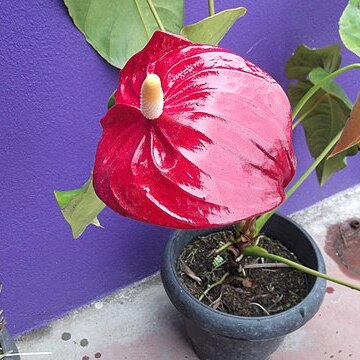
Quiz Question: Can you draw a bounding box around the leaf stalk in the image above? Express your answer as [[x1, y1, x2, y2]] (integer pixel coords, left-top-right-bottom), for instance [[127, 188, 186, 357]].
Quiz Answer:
[[292, 63, 360, 128], [208, 0, 215, 16], [145, 0, 165, 31], [242, 245, 360, 292]]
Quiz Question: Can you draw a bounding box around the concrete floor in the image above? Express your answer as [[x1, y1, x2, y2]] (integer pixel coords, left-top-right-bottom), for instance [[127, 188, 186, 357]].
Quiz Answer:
[[16, 185, 360, 360]]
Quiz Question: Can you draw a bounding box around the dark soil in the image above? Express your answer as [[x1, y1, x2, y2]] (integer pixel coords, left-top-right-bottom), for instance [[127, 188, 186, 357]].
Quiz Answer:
[[177, 229, 309, 316]]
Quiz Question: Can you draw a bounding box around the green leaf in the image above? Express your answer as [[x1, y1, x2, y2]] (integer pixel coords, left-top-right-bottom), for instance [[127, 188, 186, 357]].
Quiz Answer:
[[286, 44, 359, 184], [339, 0, 360, 57], [289, 81, 357, 185], [54, 177, 105, 239], [286, 44, 341, 80], [309, 67, 353, 109], [180, 7, 246, 45], [64, 0, 184, 68]]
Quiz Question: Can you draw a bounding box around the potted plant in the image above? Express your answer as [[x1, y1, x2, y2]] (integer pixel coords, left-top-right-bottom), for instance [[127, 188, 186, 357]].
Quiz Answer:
[[90, 28, 359, 359], [56, 1, 360, 359]]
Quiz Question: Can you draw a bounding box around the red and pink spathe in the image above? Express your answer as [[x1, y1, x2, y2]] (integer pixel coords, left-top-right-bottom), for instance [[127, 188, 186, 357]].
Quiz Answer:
[[93, 31, 296, 229]]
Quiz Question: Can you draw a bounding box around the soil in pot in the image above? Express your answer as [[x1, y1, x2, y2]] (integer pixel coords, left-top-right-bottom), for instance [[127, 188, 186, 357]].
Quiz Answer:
[[178, 229, 309, 317]]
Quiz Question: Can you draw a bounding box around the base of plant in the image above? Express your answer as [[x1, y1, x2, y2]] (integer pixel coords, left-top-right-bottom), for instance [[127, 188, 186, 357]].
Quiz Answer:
[[178, 230, 308, 316]]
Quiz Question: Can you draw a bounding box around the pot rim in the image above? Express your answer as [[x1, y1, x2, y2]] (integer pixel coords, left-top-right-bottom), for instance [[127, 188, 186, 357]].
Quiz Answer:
[[161, 213, 327, 339]]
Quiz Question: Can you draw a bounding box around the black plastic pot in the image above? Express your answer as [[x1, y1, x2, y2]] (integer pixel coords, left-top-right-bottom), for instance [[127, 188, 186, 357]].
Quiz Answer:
[[161, 214, 326, 360], [0, 327, 20, 360]]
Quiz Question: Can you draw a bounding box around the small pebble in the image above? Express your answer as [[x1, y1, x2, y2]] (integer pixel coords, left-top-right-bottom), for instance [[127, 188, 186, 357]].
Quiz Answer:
[[80, 339, 89, 347], [94, 302, 103, 310], [61, 332, 71, 341]]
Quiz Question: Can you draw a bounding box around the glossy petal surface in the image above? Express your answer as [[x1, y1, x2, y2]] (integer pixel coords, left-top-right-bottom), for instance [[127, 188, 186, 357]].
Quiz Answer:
[[93, 31, 296, 229]]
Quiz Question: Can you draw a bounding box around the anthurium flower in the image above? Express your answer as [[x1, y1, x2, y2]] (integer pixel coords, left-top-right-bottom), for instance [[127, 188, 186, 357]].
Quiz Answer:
[[93, 31, 295, 229]]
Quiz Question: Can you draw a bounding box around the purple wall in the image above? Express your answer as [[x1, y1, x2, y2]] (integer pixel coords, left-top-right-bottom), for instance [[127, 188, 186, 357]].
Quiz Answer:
[[0, 0, 358, 336]]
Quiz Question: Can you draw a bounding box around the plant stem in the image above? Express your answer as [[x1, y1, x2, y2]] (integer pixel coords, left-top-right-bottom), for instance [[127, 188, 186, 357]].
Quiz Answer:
[[292, 115, 304, 129], [242, 245, 360, 291], [244, 262, 290, 269], [286, 131, 342, 198], [255, 129, 343, 232], [145, 0, 165, 31], [199, 272, 229, 301], [214, 241, 233, 255], [208, 0, 215, 16], [292, 63, 360, 128]]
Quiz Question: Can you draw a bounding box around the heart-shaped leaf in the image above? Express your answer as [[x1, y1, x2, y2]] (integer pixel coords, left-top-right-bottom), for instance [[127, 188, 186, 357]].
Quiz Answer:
[[329, 95, 360, 157], [289, 81, 357, 185], [64, 0, 184, 68], [339, 0, 360, 57], [54, 177, 105, 239], [180, 7, 246, 45], [287, 44, 359, 185], [286, 44, 341, 80]]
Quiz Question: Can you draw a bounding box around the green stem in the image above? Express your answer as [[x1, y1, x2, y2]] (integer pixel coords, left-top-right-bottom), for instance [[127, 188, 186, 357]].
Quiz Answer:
[[256, 129, 343, 232], [242, 245, 360, 291], [199, 272, 229, 301], [214, 241, 233, 255], [292, 115, 304, 130], [292, 63, 360, 128], [255, 212, 274, 233], [208, 0, 215, 16], [145, 0, 165, 31], [286, 131, 342, 199]]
